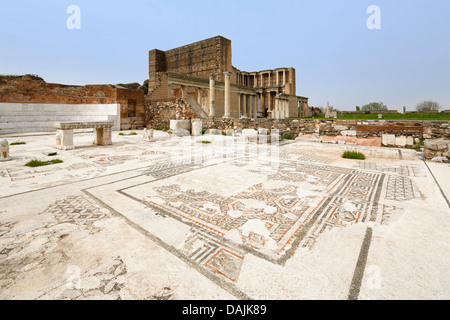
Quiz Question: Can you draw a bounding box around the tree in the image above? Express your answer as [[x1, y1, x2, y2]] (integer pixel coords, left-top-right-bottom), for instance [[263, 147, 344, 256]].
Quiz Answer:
[[361, 102, 388, 112], [356, 106, 361, 112], [416, 100, 441, 112]]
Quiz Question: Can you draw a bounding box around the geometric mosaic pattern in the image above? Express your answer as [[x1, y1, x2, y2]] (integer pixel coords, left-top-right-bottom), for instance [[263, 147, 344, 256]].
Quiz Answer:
[[180, 229, 244, 283], [356, 162, 425, 177], [142, 161, 386, 265], [385, 175, 422, 201], [41, 195, 111, 232]]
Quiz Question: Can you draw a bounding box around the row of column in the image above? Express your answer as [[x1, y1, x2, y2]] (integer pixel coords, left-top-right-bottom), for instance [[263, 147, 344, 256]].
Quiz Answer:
[[273, 97, 290, 119], [239, 93, 258, 119]]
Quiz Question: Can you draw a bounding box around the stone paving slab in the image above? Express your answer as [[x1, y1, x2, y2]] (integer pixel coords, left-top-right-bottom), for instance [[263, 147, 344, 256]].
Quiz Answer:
[[0, 130, 449, 300]]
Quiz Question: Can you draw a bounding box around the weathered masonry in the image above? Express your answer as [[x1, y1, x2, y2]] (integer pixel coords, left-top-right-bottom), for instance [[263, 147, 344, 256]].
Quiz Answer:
[[0, 75, 145, 133], [147, 35, 311, 120]]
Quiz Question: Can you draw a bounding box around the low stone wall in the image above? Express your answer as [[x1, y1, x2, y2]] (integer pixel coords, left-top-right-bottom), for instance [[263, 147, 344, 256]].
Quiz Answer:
[[143, 99, 450, 143], [197, 119, 450, 142], [0, 103, 121, 134], [423, 140, 450, 163]]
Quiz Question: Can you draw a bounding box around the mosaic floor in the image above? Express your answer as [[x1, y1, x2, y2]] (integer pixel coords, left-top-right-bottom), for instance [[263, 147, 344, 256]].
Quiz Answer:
[[0, 131, 449, 300]]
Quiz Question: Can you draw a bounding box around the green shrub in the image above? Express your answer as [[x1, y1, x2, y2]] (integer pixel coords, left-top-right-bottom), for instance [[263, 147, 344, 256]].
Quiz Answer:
[[154, 127, 169, 131], [342, 151, 366, 160], [118, 132, 137, 136], [197, 140, 211, 144], [26, 159, 63, 167], [281, 133, 295, 141], [10, 142, 27, 145]]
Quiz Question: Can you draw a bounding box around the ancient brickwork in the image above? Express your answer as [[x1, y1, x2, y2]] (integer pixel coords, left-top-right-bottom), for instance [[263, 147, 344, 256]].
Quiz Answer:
[[149, 36, 232, 83], [0, 75, 146, 131], [145, 99, 197, 129], [0, 75, 116, 104]]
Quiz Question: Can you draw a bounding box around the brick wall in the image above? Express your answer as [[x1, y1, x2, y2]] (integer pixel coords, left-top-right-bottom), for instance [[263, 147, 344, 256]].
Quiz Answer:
[[0, 75, 146, 131], [148, 36, 232, 83], [0, 75, 116, 104]]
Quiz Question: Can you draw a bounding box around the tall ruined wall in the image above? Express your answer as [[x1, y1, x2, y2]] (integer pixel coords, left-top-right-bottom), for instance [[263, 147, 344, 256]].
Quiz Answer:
[[116, 88, 146, 130], [148, 36, 232, 83]]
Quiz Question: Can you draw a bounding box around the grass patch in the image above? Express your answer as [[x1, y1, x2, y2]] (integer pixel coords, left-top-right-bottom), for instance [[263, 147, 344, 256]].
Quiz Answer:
[[304, 113, 450, 121], [197, 140, 212, 144], [118, 132, 137, 136], [342, 151, 366, 160], [406, 140, 424, 151], [10, 142, 27, 145], [154, 127, 169, 131], [26, 159, 63, 167], [281, 134, 296, 141]]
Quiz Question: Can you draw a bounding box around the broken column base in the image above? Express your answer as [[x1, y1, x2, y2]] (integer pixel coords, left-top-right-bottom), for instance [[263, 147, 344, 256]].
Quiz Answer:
[[56, 129, 75, 150]]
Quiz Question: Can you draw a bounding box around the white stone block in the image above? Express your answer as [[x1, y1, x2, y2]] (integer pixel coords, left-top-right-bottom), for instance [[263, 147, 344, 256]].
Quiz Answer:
[[170, 120, 191, 131], [334, 125, 348, 131], [406, 136, 414, 146], [395, 135, 407, 147], [382, 134, 396, 146], [191, 119, 202, 136], [341, 130, 357, 137]]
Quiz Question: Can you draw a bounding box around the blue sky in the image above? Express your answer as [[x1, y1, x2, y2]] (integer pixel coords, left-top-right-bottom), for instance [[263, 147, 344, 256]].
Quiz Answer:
[[1, 0, 449, 111]]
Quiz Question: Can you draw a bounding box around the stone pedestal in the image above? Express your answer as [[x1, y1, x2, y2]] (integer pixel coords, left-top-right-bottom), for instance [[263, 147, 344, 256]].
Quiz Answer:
[[94, 128, 112, 146], [56, 129, 74, 150], [143, 128, 154, 142], [191, 119, 203, 136], [0, 139, 10, 161]]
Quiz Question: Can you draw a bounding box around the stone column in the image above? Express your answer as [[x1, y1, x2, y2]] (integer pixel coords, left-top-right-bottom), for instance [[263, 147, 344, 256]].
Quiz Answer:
[[276, 71, 279, 86], [197, 88, 202, 106], [284, 100, 289, 119], [223, 71, 232, 118], [238, 93, 242, 118], [274, 98, 279, 119], [242, 94, 247, 118], [209, 75, 216, 118], [283, 70, 286, 85], [253, 95, 257, 119]]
